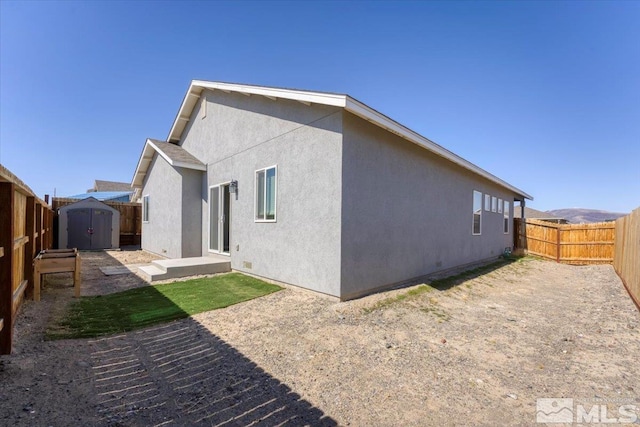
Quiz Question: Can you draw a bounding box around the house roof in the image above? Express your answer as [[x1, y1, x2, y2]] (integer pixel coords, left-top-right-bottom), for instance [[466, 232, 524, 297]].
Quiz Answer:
[[90, 180, 132, 192], [514, 206, 565, 220], [67, 191, 133, 201], [161, 80, 531, 200], [132, 138, 206, 187]]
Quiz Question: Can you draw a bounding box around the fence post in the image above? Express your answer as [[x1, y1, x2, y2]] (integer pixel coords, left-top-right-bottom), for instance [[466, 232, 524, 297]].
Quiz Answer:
[[556, 226, 561, 262], [24, 196, 35, 298], [0, 182, 15, 354]]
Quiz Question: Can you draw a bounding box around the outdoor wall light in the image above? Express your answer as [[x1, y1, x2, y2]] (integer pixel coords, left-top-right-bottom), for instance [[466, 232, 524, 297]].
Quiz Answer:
[[229, 180, 238, 194]]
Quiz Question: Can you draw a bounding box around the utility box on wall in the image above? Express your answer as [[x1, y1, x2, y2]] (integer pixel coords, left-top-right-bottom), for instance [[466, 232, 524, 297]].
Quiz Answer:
[[58, 197, 120, 250]]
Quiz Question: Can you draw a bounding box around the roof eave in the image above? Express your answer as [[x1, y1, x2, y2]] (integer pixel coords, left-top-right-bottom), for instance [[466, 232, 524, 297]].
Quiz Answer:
[[160, 80, 532, 200], [166, 80, 348, 143], [344, 96, 532, 201], [131, 140, 155, 188], [131, 138, 207, 188]]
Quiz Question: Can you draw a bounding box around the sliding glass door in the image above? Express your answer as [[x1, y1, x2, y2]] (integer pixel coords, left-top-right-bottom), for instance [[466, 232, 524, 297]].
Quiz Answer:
[[209, 184, 230, 255]]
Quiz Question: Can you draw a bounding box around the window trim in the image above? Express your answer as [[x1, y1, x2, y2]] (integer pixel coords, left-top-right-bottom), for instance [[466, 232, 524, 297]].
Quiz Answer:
[[254, 164, 277, 223], [504, 201, 510, 234], [498, 198, 503, 214], [472, 190, 482, 236], [484, 194, 491, 211], [491, 196, 497, 212], [142, 195, 150, 223]]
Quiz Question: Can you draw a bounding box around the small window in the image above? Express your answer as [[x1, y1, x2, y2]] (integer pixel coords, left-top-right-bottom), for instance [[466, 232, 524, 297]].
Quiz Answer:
[[142, 195, 149, 222], [498, 198, 503, 214], [491, 196, 497, 212], [472, 190, 482, 235], [255, 165, 277, 222], [485, 194, 491, 211], [504, 201, 510, 234]]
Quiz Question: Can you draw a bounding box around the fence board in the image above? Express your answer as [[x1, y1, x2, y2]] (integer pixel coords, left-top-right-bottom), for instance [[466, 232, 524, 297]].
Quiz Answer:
[[0, 165, 54, 354], [614, 207, 640, 310], [0, 182, 15, 354], [515, 218, 616, 264]]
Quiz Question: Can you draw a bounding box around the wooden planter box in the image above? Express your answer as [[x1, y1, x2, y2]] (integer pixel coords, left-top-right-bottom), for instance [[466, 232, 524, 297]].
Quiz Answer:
[[33, 249, 81, 301]]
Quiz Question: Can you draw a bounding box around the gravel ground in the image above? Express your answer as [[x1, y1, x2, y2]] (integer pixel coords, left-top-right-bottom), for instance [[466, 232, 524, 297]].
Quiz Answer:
[[1, 251, 638, 426]]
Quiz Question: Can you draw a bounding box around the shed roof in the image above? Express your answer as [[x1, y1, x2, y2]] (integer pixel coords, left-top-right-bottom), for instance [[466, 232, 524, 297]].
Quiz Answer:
[[58, 196, 120, 213], [132, 138, 206, 187], [66, 191, 133, 201]]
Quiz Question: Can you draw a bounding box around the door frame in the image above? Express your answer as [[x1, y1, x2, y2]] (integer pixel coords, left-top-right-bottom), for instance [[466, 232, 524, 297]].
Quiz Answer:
[[208, 182, 231, 256]]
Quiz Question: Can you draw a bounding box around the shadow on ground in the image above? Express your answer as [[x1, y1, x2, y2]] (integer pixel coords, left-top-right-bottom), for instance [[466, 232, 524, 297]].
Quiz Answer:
[[58, 250, 338, 426], [426, 257, 519, 292]]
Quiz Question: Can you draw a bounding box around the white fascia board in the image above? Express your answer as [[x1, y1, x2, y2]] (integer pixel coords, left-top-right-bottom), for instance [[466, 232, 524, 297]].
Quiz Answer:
[[146, 139, 206, 171], [167, 82, 204, 143], [344, 97, 533, 200], [162, 80, 531, 200], [132, 139, 205, 188], [167, 80, 347, 142], [173, 161, 207, 171], [191, 80, 347, 107], [131, 142, 155, 188]]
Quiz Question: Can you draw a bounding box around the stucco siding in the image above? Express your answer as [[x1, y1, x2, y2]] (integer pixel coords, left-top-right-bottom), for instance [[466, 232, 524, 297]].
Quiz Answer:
[[141, 154, 183, 258], [340, 112, 517, 299], [180, 90, 344, 297], [181, 168, 203, 258]]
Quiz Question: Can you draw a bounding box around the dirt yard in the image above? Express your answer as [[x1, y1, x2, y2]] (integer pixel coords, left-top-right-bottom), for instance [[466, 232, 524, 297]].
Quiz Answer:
[[1, 251, 638, 426]]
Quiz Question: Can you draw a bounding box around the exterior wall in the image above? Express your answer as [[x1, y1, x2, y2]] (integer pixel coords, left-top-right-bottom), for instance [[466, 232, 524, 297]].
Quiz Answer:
[[181, 168, 203, 257], [58, 198, 120, 249], [141, 154, 184, 258], [340, 112, 517, 299], [180, 90, 343, 297]]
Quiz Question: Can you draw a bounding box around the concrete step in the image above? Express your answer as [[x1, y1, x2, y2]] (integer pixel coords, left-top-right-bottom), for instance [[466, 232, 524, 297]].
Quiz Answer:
[[139, 256, 231, 282], [138, 265, 168, 281]]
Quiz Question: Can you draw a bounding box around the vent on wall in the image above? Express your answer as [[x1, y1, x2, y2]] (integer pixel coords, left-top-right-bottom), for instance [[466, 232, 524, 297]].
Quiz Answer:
[[243, 261, 252, 269]]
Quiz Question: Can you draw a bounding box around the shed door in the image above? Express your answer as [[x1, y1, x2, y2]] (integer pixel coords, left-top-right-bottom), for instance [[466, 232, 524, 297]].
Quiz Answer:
[[67, 208, 92, 250], [67, 208, 113, 250], [91, 209, 113, 249]]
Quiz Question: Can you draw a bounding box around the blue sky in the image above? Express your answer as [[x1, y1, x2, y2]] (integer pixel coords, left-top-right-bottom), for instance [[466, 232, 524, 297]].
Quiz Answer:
[[1, 1, 638, 213]]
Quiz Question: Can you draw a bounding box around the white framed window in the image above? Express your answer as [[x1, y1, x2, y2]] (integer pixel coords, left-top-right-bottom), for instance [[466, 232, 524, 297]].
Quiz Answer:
[[498, 198, 503, 214], [504, 201, 510, 234], [255, 165, 277, 222], [484, 194, 491, 211], [491, 196, 497, 212], [142, 195, 150, 222], [472, 190, 482, 235]]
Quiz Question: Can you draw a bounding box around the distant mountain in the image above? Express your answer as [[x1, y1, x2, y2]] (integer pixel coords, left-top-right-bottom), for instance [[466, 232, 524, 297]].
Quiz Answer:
[[547, 208, 627, 224]]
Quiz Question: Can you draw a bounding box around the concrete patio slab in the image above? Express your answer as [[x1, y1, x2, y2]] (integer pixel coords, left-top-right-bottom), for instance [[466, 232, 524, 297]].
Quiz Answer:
[[138, 255, 231, 282]]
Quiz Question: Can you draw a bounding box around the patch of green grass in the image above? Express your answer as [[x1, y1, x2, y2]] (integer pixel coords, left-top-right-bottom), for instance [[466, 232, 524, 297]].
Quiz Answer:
[[363, 257, 526, 314], [363, 284, 436, 313], [47, 273, 281, 340]]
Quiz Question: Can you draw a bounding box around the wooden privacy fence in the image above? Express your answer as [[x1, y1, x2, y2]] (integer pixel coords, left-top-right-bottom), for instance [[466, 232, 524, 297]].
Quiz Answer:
[[514, 218, 615, 264], [0, 165, 54, 354], [52, 197, 141, 247], [613, 207, 640, 310]]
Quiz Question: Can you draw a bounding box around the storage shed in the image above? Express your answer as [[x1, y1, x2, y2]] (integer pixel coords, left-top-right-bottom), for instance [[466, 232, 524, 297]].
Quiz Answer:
[[58, 197, 120, 250]]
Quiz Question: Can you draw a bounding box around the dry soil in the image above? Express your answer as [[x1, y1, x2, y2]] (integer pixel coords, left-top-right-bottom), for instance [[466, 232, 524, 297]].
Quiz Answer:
[[1, 250, 638, 426]]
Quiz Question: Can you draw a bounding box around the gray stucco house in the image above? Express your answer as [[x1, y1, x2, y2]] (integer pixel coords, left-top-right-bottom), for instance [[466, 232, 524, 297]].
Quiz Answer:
[[132, 80, 532, 300]]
